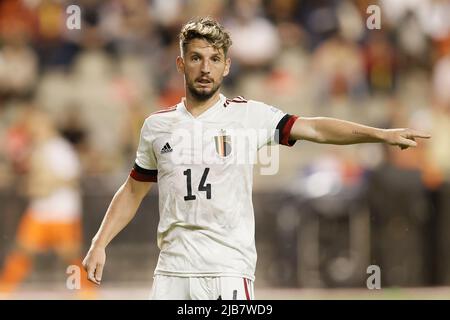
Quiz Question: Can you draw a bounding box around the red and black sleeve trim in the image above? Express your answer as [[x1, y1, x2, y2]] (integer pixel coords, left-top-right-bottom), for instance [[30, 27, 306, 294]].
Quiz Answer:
[[130, 163, 158, 182], [275, 114, 298, 146]]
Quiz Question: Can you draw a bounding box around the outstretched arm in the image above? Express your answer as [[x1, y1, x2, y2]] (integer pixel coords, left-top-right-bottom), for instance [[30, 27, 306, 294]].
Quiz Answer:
[[290, 117, 431, 149], [82, 176, 153, 284]]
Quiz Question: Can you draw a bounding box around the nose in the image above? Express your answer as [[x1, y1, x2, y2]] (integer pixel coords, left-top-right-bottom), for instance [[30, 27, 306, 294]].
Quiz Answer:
[[201, 60, 210, 74]]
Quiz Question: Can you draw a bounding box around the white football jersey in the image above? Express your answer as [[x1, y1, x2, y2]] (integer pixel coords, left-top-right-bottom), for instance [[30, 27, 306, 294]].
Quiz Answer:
[[29, 136, 82, 222], [131, 94, 298, 281]]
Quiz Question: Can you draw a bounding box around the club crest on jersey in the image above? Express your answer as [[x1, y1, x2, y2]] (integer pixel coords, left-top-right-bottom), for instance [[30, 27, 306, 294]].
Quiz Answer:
[[214, 129, 231, 157]]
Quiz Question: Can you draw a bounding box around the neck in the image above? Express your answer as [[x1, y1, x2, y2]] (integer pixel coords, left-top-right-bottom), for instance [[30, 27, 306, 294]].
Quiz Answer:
[[184, 90, 221, 118]]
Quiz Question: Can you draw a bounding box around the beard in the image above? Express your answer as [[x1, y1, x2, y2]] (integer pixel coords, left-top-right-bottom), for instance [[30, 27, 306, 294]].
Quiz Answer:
[[187, 78, 222, 101]]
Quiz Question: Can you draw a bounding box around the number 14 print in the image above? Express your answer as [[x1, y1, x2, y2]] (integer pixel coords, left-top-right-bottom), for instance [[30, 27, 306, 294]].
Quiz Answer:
[[183, 168, 211, 201]]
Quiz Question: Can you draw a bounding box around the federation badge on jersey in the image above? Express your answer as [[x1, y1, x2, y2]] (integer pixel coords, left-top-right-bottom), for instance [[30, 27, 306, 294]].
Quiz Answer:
[[214, 129, 232, 157]]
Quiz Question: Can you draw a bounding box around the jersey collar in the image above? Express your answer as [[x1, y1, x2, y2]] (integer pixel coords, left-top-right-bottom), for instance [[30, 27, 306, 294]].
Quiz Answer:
[[179, 94, 226, 120]]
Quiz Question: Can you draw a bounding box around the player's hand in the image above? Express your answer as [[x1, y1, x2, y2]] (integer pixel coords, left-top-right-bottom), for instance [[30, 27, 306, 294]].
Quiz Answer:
[[82, 246, 106, 285], [383, 128, 431, 150]]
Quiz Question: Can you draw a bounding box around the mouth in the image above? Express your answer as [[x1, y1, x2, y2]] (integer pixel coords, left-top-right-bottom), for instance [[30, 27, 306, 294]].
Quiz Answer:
[[196, 78, 213, 85]]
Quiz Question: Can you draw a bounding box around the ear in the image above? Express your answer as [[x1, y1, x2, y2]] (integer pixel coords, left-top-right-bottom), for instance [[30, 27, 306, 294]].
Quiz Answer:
[[223, 57, 231, 77], [176, 56, 185, 74]]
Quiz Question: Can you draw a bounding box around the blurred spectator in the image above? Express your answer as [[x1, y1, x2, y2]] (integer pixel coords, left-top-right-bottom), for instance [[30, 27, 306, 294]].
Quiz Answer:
[[0, 0, 37, 41], [186, 0, 227, 21], [432, 48, 450, 108], [0, 103, 32, 193], [0, 30, 38, 99], [428, 45, 450, 180], [310, 32, 367, 105], [395, 10, 430, 69], [336, 0, 364, 43], [423, 103, 450, 181], [296, 0, 340, 50], [226, 0, 280, 69], [363, 31, 397, 95], [0, 108, 94, 297]]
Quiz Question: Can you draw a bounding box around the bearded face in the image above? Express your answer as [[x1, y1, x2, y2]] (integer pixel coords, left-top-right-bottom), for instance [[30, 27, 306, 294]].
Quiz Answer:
[[177, 38, 230, 101]]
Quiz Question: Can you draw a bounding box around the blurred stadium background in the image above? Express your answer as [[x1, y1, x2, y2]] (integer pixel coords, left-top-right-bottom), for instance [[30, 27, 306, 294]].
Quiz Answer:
[[1, 0, 450, 299]]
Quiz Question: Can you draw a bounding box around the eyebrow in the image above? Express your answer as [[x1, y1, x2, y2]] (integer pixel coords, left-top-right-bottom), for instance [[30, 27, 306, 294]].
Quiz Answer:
[[188, 51, 223, 59]]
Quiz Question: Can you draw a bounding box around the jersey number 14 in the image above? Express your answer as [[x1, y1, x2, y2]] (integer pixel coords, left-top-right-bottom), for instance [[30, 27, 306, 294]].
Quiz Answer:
[[183, 168, 211, 201]]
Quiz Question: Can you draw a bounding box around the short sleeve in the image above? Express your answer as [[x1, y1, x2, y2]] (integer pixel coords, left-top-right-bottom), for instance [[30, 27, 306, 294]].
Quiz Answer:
[[130, 119, 158, 182], [246, 100, 298, 149]]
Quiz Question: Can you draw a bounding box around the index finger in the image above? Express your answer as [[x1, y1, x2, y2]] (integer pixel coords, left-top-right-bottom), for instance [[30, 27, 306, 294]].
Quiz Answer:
[[408, 130, 431, 139]]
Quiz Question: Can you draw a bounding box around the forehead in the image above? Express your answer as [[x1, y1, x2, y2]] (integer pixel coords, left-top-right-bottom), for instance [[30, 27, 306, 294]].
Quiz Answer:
[[184, 38, 224, 56]]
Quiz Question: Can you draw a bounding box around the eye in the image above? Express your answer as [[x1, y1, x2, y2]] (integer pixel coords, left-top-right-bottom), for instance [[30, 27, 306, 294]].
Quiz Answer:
[[212, 56, 221, 63], [191, 56, 200, 62]]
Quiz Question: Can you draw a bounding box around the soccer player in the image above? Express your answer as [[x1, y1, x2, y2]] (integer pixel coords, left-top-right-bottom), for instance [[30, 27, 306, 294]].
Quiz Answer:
[[82, 17, 430, 300], [0, 109, 94, 298]]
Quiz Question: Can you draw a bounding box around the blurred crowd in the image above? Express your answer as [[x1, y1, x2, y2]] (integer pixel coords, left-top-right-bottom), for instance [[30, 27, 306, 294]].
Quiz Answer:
[[0, 0, 450, 290], [0, 0, 449, 185]]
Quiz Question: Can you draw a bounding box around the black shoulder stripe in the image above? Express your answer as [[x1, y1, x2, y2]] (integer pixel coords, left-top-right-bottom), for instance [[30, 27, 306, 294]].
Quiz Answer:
[[130, 163, 158, 182]]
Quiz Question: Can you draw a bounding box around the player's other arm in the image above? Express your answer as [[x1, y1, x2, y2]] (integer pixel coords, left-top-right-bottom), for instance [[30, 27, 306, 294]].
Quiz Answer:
[[83, 176, 153, 284], [290, 117, 431, 149]]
